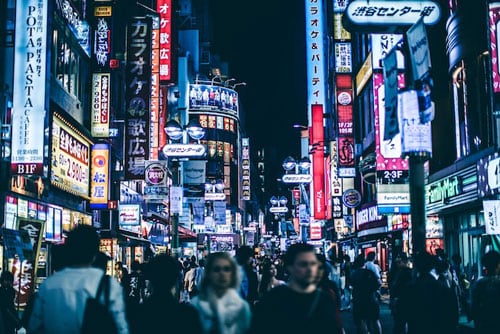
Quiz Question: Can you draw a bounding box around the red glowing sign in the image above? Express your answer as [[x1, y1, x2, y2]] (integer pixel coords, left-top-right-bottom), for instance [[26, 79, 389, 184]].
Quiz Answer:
[[157, 0, 172, 81], [311, 104, 325, 220]]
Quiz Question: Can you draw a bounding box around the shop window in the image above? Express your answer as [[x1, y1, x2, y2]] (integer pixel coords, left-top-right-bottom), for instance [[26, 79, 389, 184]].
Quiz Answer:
[[52, 28, 83, 100]]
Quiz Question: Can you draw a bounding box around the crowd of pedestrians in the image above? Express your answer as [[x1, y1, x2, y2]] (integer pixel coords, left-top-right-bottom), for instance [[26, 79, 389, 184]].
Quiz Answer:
[[0, 224, 499, 333]]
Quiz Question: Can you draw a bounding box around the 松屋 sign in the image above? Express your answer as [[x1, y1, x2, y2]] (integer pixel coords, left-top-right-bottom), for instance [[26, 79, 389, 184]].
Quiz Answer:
[[11, 1, 48, 175]]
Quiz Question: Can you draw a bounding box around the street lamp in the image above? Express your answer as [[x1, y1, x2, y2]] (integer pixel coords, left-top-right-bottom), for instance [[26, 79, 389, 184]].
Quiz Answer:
[[163, 118, 206, 258]]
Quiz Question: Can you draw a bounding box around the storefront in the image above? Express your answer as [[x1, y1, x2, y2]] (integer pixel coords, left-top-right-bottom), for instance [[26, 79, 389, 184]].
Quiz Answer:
[[426, 161, 483, 280]]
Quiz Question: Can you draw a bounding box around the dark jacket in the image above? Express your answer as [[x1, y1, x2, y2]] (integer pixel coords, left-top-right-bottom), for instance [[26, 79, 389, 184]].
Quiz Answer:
[[399, 273, 459, 334], [130, 292, 202, 334], [471, 275, 500, 334], [250, 285, 341, 334]]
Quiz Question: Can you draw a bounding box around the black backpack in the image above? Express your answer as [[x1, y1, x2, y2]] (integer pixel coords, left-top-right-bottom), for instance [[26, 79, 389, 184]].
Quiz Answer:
[[81, 274, 118, 334]]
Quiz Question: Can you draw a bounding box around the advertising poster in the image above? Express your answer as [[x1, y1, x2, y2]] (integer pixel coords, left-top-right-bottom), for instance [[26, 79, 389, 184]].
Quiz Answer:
[[118, 204, 141, 226], [51, 113, 91, 198], [188, 84, 239, 116], [484, 200, 500, 235], [91, 73, 111, 137], [478, 152, 500, 197], [311, 105, 326, 219]]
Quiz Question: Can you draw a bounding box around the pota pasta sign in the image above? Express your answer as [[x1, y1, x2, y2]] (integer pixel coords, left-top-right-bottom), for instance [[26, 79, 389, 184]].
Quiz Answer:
[[50, 113, 91, 198]]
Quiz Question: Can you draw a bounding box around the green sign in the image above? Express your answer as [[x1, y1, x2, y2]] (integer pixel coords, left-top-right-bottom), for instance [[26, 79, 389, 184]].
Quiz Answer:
[[426, 176, 461, 204]]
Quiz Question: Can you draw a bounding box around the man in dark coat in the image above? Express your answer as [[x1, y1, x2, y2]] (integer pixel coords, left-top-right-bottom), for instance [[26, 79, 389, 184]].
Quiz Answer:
[[398, 252, 459, 334]]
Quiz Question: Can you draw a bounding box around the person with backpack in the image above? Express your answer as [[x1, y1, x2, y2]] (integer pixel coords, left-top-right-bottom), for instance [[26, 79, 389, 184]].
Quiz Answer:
[[184, 259, 204, 299], [350, 254, 382, 334], [27, 225, 129, 333]]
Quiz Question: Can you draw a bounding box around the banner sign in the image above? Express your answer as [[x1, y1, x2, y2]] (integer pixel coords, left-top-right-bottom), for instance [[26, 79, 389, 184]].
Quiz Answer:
[[170, 186, 183, 214], [406, 18, 432, 81], [125, 17, 152, 179], [150, 17, 160, 159], [183, 160, 206, 185], [382, 47, 399, 140], [336, 75, 355, 171], [371, 34, 404, 70], [50, 113, 91, 198], [490, 3, 500, 92], [213, 201, 227, 225], [483, 200, 500, 235], [335, 42, 352, 73], [399, 90, 433, 155], [310, 222, 322, 240], [373, 73, 409, 171], [157, 0, 172, 81], [11, 0, 48, 175], [91, 73, 111, 137]]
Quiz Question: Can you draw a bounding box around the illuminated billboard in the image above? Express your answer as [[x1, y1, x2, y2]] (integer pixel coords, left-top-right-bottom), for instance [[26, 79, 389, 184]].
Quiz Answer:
[[150, 18, 160, 159], [305, 0, 327, 109], [90, 143, 110, 209], [50, 113, 91, 199], [242, 138, 250, 200], [311, 104, 325, 220], [188, 84, 239, 116], [91, 73, 110, 137], [11, 1, 48, 175], [157, 0, 172, 81]]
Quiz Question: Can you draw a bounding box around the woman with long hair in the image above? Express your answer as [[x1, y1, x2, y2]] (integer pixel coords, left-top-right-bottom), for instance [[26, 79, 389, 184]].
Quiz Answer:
[[258, 260, 285, 299], [191, 252, 251, 334]]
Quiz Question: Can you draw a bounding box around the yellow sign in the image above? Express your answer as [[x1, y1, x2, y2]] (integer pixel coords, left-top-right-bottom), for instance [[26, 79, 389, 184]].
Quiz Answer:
[[50, 113, 92, 199], [95, 6, 112, 17], [356, 52, 373, 96]]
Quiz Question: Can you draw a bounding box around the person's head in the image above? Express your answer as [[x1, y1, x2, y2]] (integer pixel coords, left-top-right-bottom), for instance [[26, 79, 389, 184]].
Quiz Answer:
[[200, 252, 239, 293], [51, 244, 69, 272], [343, 254, 351, 263], [366, 251, 376, 262], [395, 253, 409, 268], [131, 260, 141, 272], [235, 246, 254, 266], [353, 254, 366, 269], [93, 251, 110, 272], [198, 259, 205, 268], [451, 254, 462, 265], [144, 254, 179, 291], [0, 271, 14, 288], [283, 243, 319, 288], [262, 260, 278, 279], [65, 225, 99, 266], [413, 252, 436, 275], [315, 254, 330, 285], [482, 250, 500, 276]]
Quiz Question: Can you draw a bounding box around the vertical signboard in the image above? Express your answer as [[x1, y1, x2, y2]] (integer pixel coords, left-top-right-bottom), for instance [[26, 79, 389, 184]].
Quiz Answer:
[[490, 3, 500, 93], [90, 143, 110, 209], [93, 14, 112, 68], [336, 75, 355, 175], [125, 17, 152, 179], [406, 18, 431, 82], [11, 1, 47, 175], [305, 0, 327, 113], [382, 48, 399, 140], [311, 105, 325, 220], [242, 138, 250, 200], [91, 73, 111, 137], [150, 17, 160, 159], [157, 0, 172, 81]]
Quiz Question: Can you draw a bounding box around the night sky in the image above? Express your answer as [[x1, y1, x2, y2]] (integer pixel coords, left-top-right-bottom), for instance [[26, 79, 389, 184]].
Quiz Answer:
[[209, 0, 307, 161]]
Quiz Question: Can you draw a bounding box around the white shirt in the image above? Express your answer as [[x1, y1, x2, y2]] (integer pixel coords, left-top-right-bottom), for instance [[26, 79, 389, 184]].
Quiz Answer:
[[28, 267, 129, 334]]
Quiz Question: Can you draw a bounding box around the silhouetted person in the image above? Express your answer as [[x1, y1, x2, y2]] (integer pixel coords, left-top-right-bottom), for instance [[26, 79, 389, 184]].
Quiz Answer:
[[235, 246, 259, 305], [398, 252, 458, 334], [130, 254, 202, 334], [471, 250, 500, 334], [388, 253, 412, 334]]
